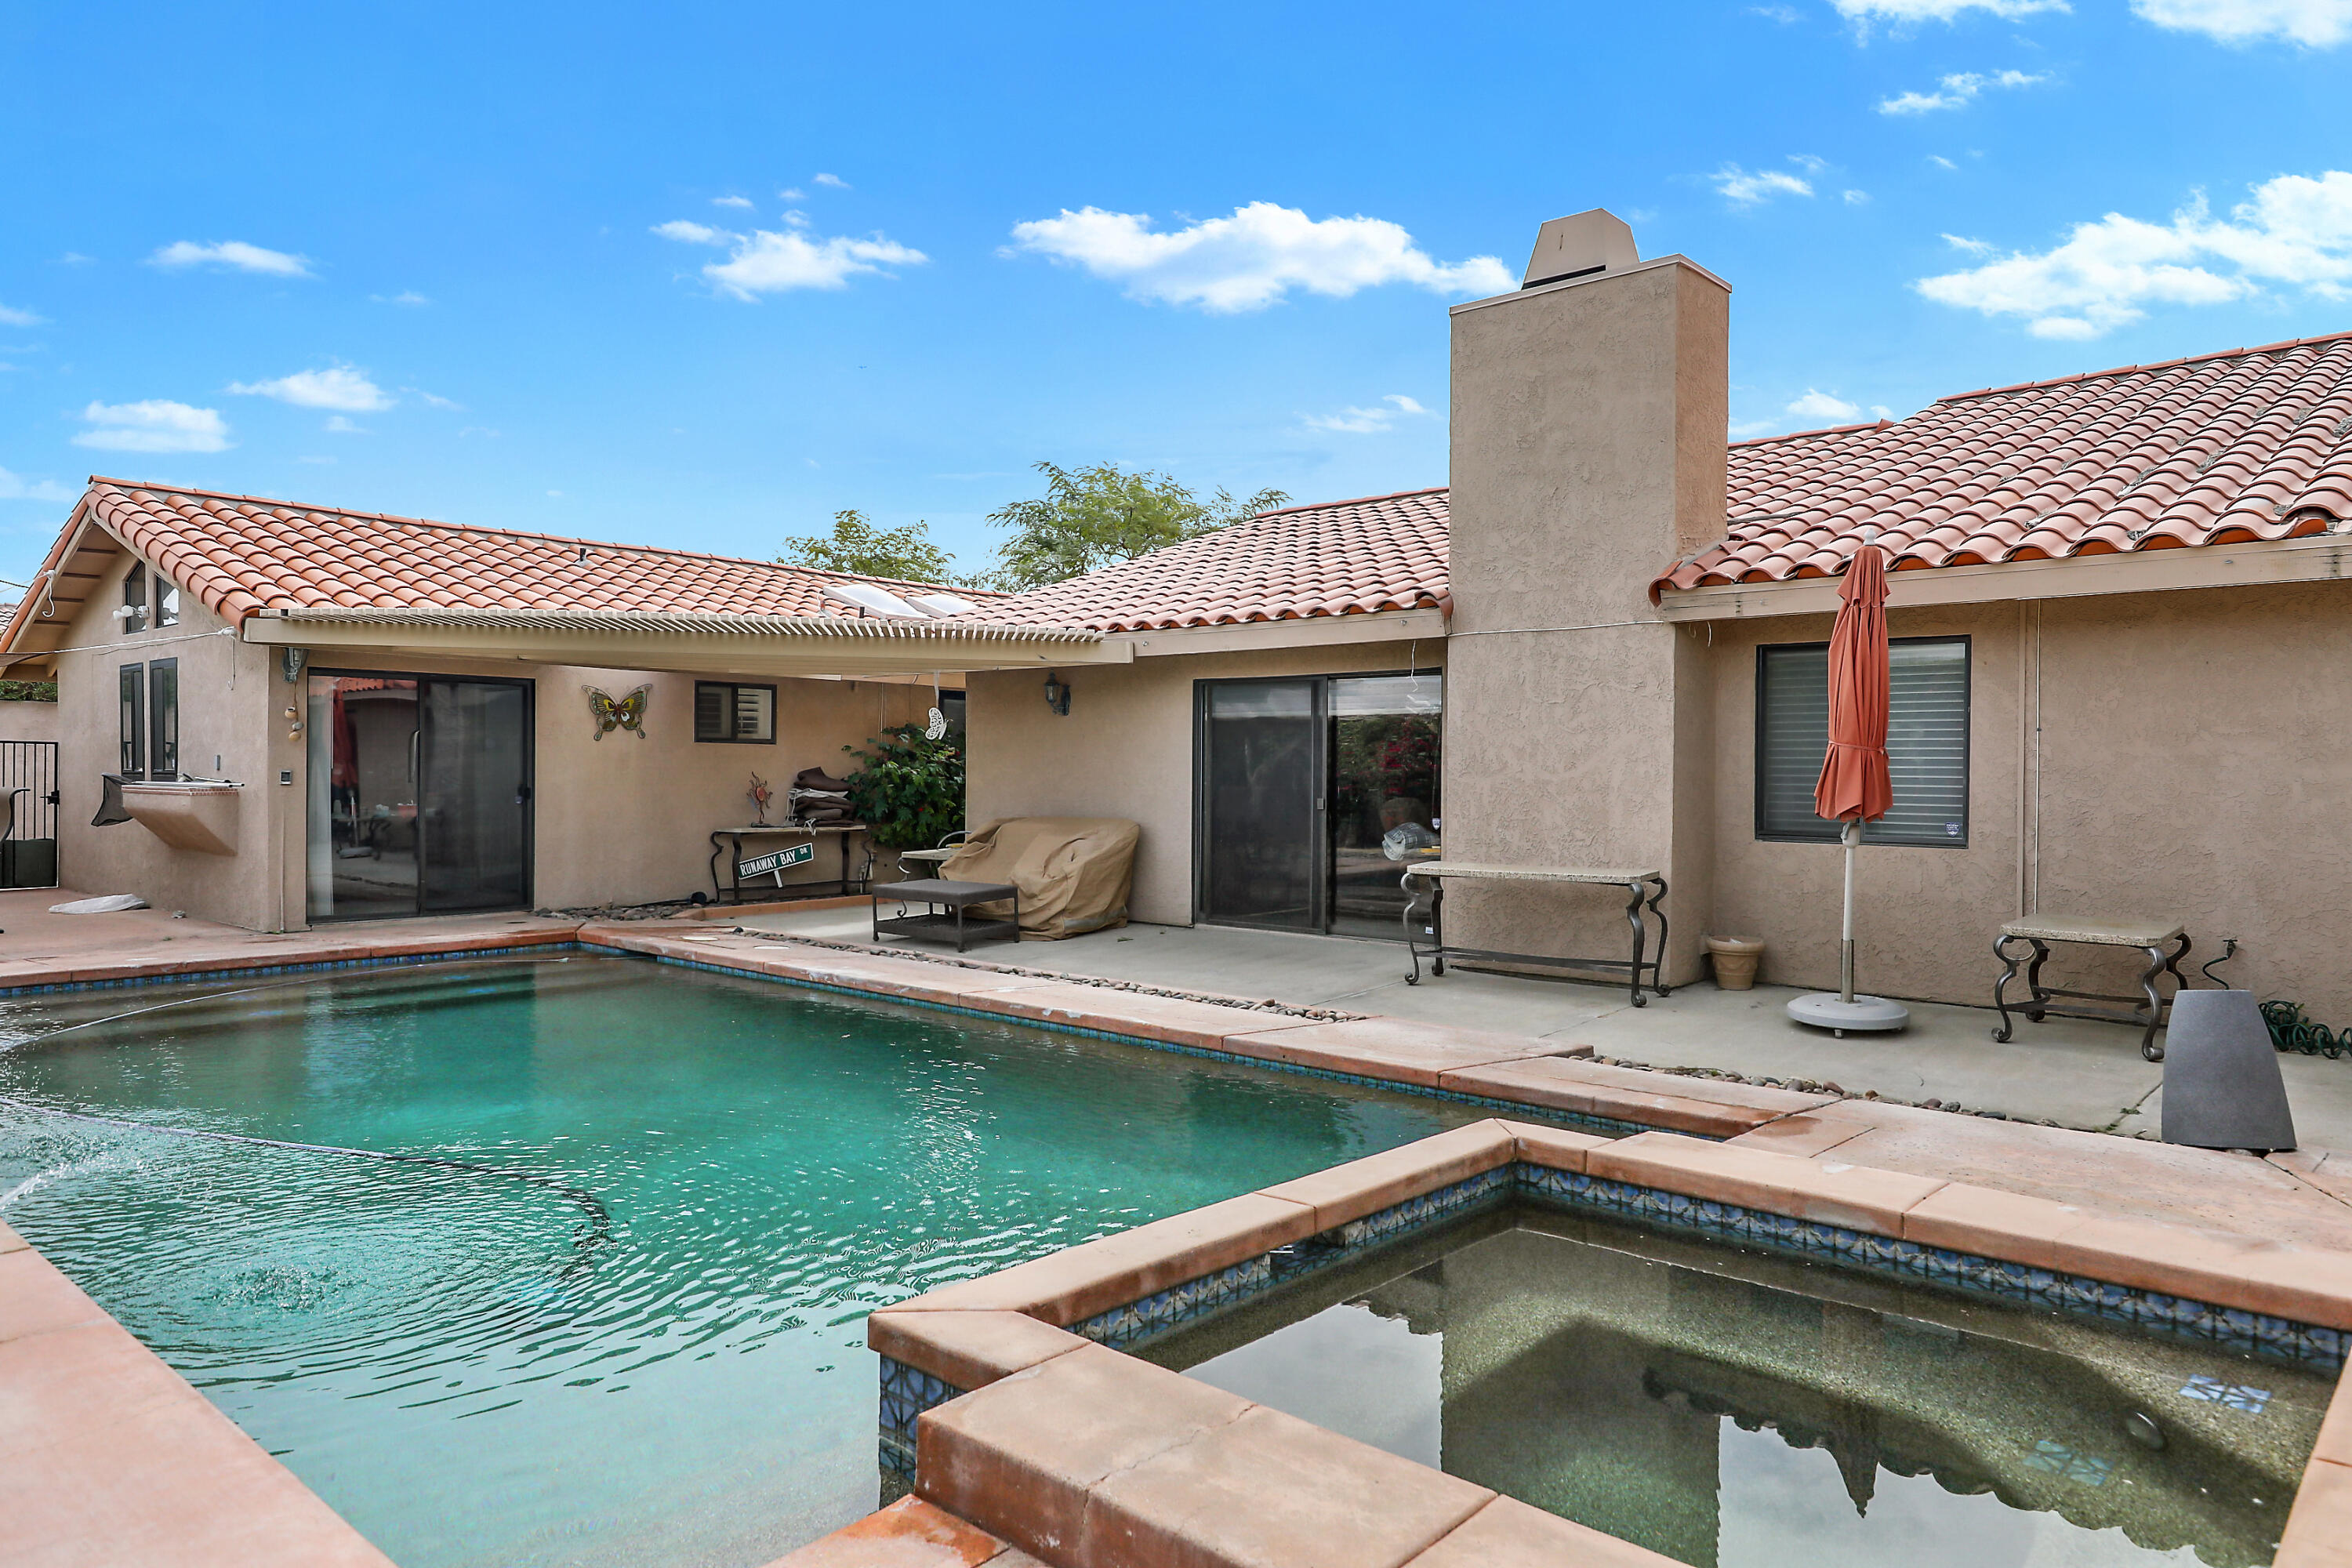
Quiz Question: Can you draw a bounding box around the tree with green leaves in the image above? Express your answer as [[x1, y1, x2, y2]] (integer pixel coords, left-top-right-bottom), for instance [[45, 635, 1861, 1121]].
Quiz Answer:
[[780, 510, 963, 585], [980, 462, 1287, 592]]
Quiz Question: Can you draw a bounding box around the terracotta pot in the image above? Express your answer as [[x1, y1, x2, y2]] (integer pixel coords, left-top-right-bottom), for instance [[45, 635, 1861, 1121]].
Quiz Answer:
[[1705, 935, 1765, 991]]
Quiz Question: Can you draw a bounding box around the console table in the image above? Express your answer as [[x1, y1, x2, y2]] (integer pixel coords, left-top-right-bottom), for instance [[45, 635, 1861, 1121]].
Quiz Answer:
[[708, 823, 867, 906], [1401, 862, 1670, 1007]]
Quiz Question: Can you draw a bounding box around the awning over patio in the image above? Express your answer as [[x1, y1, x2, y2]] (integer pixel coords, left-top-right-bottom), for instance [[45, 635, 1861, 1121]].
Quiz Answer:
[[238, 605, 1131, 677]]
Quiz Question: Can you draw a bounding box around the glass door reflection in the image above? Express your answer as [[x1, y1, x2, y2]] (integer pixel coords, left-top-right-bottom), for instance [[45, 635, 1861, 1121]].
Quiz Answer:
[[1327, 674, 1442, 941]]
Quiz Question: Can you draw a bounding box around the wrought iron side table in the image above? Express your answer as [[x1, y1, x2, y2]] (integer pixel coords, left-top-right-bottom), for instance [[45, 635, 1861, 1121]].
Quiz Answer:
[[1401, 861, 1671, 1007], [1991, 913, 2195, 1061]]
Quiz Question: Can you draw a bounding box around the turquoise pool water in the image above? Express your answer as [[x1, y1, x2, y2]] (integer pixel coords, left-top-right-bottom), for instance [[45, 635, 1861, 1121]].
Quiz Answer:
[[0, 954, 1486, 1567]]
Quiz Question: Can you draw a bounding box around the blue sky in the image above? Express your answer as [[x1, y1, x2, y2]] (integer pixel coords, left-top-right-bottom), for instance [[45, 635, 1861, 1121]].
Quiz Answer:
[[4, 0, 2350, 586]]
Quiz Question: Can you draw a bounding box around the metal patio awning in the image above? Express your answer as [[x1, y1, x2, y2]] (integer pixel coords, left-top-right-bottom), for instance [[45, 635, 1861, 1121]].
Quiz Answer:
[[237, 606, 1131, 677]]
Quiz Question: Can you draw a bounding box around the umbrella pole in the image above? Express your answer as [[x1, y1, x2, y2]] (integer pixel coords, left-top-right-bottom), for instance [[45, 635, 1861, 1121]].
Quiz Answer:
[[1841, 818, 1858, 1005]]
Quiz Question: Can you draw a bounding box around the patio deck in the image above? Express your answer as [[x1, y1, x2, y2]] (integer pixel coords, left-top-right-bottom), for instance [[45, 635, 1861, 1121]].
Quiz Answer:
[[739, 905, 2352, 1150]]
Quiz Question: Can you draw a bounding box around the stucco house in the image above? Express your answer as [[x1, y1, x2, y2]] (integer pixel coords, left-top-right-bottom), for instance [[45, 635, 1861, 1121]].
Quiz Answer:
[[0, 485, 1123, 927], [8, 209, 2351, 1023], [953, 214, 2352, 1019]]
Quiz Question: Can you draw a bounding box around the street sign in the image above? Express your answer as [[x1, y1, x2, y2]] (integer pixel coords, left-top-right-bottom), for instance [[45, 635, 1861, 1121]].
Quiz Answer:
[[739, 842, 816, 880]]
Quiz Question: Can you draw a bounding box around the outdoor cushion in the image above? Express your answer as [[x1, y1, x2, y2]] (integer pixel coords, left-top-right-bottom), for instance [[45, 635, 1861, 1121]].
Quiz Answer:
[[938, 817, 1140, 940]]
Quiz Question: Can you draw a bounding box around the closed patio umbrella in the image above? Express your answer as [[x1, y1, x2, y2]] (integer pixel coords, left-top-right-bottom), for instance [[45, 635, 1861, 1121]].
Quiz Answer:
[[1787, 532, 1911, 1035]]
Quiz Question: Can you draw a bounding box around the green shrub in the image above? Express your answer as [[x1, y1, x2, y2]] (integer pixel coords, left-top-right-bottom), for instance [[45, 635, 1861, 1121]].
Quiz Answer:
[[842, 723, 964, 850]]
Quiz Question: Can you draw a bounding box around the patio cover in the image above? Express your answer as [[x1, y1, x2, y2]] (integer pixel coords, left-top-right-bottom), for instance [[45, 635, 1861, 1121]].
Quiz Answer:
[[938, 817, 1141, 939]]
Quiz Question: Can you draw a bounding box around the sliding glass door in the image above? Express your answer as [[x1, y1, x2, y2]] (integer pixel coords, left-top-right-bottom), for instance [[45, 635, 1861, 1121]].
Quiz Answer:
[[306, 673, 533, 921], [1195, 671, 1443, 938]]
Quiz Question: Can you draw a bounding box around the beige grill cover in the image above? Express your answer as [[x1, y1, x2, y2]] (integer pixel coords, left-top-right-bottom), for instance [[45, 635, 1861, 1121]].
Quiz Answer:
[[939, 817, 1141, 940]]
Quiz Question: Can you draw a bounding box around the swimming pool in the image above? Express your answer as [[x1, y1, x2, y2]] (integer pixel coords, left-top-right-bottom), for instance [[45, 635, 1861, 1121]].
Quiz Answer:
[[0, 953, 1490, 1567]]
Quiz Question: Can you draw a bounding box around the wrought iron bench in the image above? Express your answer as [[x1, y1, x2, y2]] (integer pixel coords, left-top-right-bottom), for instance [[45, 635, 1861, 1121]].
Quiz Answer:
[[1401, 862, 1670, 1007]]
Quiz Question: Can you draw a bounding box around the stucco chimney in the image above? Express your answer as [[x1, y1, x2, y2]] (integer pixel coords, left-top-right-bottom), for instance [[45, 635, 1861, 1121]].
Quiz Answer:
[[1438, 212, 1728, 985]]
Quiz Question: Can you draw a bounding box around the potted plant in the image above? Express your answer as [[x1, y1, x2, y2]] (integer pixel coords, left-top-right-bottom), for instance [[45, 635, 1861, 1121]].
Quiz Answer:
[[841, 723, 965, 851]]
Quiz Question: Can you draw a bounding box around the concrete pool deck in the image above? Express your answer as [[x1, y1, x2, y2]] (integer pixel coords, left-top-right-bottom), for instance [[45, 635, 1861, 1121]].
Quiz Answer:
[[5, 891, 2352, 1565]]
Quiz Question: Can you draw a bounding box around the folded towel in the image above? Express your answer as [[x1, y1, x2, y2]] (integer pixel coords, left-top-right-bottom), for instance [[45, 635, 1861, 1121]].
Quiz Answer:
[[795, 768, 851, 793]]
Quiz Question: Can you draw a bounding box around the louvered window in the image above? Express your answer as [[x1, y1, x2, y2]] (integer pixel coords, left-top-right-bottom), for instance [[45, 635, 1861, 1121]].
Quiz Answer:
[[1755, 637, 1970, 847], [694, 681, 776, 743]]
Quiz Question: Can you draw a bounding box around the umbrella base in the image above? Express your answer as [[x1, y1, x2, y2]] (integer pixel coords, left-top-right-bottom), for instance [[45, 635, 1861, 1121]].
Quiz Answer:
[[1787, 993, 1911, 1036]]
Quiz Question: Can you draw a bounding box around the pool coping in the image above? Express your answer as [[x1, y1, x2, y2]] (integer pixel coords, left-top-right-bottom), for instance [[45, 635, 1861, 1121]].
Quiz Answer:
[[847, 1121, 2352, 1568], [2, 919, 2350, 1566]]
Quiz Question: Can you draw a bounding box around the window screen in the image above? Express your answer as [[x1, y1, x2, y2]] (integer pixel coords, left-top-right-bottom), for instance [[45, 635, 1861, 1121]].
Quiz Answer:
[[118, 663, 146, 779], [149, 659, 179, 780], [693, 682, 776, 742], [1756, 637, 1970, 847]]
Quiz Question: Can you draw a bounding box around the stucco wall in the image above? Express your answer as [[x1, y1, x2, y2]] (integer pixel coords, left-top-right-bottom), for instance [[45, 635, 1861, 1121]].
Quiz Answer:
[[1704, 579, 2352, 1020], [50, 554, 284, 926], [0, 699, 58, 745], [966, 638, 1446, 927]]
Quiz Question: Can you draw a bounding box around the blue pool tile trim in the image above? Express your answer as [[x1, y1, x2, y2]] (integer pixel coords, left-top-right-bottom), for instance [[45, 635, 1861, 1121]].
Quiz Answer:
[[877, 1354, 960, 1482], [0, 944, 573, 997]]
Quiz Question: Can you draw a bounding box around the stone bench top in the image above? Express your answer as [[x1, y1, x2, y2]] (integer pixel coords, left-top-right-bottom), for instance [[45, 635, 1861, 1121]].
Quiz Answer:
[[1402, 861, 1662, 886], [878, 878, 1018, 905], [2001, 913, 2184, 946]]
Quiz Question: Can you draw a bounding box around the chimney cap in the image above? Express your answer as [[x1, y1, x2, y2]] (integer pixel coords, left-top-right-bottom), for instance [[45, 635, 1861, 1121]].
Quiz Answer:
[[1523, 209, 1639, 289]]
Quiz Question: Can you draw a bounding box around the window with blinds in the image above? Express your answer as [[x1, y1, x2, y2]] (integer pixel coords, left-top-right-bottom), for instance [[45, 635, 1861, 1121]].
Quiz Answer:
[[1755, 637, 1970, 847], [693, 681, 777, 743]]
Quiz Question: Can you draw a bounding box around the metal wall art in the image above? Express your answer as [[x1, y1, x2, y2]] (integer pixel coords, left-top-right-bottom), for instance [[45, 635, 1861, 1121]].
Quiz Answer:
[[583, 684, 651, 741]]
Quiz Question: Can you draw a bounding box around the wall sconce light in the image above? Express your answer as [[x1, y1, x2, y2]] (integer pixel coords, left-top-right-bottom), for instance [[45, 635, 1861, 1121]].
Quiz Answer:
[[1043, 672, 1071, 717]]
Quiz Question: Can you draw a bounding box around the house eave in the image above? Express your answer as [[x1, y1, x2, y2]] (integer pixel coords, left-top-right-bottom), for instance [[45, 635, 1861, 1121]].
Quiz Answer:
[[1654, 531, 2352, 621], [1103, 606, 1449, 658]]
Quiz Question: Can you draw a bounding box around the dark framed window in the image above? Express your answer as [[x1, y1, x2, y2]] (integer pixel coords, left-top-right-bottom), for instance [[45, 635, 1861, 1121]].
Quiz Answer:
[[121, 563, 149, 634], [148, 659, 179, 779], [118, 663, 146, 778], [1755, 637, 1971, 847], [694, 682, 776, 743], [157, 578, 180, 628]]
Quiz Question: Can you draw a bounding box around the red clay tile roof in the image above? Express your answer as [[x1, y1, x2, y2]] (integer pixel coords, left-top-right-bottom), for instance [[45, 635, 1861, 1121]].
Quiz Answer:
[[967, 487, 1450, 633], [13, 479, 1005, 639], [1655, 331, 2352, 598]]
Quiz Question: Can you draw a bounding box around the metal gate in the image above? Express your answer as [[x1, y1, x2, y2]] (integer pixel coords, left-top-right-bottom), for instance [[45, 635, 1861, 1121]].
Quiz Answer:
[[1, 740, 59, 889]]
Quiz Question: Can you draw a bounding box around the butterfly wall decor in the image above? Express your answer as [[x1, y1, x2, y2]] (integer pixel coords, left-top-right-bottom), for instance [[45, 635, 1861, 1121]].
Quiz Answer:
[[583, 684, 652, 741]]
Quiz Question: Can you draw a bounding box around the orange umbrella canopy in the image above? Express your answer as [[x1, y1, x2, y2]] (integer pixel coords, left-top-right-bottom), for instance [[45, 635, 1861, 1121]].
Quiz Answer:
[[1813, 542, 1894, 823]]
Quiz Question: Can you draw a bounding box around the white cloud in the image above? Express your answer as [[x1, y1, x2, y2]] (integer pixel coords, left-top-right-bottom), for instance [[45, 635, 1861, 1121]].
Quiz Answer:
[[1712, 165, 1815, 205], [2132, 0, 2352, 43], [656, 215, 922, 296], [227, 365, 393, 412], [1879, 68, 2047, 113], [1007, 202, 1513, 312], [1942, 232, 1997, 253], [712, 195, 754, 209], [1831, 0, 2069, 24], [406, 387, 463, 410], [0, 303, 42, 327], [812, 173, 850, 189], [324, 415, 366, 434], [779, 187, 806, 201], [1303, 394, 1434, 434], [295, 455, 336, 465], [372, 290, 430, 307], [1752, 5, 1802, 18], [1918, 170, 2352, 336], [1788, 389, 1864, 421], [72, 400, 230, 453], [697, 228, 926, 297], [1930, 154, 1962, 170], [0, 467, 74, 502], [1844, 189, 1872, 204], [149, 240, 312, 278]]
